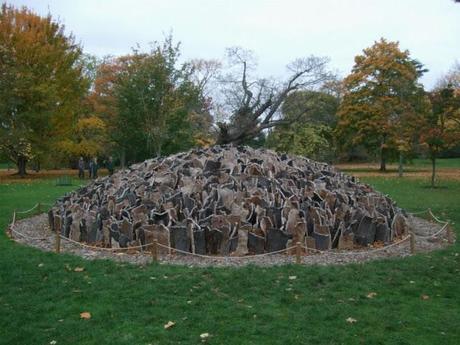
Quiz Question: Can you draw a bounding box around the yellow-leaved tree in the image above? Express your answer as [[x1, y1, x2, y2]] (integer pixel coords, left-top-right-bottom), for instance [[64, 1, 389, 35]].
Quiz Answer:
[[336, 38, 428, 172], [0, 4, 88, 176]]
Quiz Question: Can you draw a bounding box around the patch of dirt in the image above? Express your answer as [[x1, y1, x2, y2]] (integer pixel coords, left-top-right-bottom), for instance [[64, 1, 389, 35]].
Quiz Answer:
[[8, 213, 453, 268]]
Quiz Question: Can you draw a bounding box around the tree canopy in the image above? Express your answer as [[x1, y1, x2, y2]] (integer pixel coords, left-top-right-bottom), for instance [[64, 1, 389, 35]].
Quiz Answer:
[[0, 4, 87, 175], [215, 47, 332, 145], [336, 38, 427, 171]]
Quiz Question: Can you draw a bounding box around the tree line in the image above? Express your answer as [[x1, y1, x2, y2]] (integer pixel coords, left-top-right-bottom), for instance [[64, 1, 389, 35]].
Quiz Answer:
[[1, 4, 459, 186]]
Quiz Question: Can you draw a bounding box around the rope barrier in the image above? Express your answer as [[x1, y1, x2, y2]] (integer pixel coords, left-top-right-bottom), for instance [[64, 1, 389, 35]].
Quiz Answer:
[[7, 203, 454, 261], [10, 227, 49, 241], [15, 204, 39, 214], [302, 234, 412, 256], [411, 221, 450, 239], [58, 234, 147, 252], [155, 241, 296, 260]]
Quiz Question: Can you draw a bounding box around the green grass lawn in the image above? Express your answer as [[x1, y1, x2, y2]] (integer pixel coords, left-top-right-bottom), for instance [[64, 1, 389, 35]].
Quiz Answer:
[[409, 158, 460, 169], [1, 178, 459, 345]]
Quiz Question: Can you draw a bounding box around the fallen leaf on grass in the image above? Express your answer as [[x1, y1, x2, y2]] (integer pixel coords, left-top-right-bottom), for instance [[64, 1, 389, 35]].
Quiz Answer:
[[367, 292, 377, 299], [200, 333, 210, 339], [346, 317, 357, 323], [74, 267, 85, 272], [38, 263, 44, 268], [164, 321, 175, 329], [80, 312, 91, 319], [421, 295, 430, 300], [288, 276, 297, 280], [50, 341, 57, 345]]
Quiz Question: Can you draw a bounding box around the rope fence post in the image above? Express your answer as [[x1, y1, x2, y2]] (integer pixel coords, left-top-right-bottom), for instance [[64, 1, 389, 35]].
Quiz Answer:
[[296, 242, 301, 264], [55, 233, 61, 254], [409, 232, 416, 254], [151, 239, 158, 262], [447, 225, 454, 244], [37, 202, 41, 214]]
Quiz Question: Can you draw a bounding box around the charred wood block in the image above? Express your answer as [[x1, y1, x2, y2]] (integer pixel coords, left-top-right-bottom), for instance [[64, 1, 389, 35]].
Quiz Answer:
[[110, 223, 120, 242], [266, 207, 283, 229], [313, 232, 330, 250], [120, 218, 133, 241], [151, 211, 169, 226], [265, 228, 289, 252], [64, 216, 72, 238], [205, 228, 223, 255], [193, 229, 206, 255], [353, 215, 376, 246], [87, 219, 99, 244], [119, 234, 130, 248], [204, 160, 221, 174], [99, 207, 110, 220], [391, 213, 408, 238], [170, 225, 191, 253], [338, 231, 354, 250], [79, 219, 87, 243], [375, 222, 390, 244], [229, 235, 238, 253], [248, 231, 265, 254], [137, 227, 146, 247]]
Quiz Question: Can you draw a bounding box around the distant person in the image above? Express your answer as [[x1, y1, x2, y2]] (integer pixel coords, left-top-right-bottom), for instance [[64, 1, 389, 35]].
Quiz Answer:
[[91, 157, 98, 179], [88, 159, 93, 179], [78, 157, 85, 179], [107, 156, 114, 176]]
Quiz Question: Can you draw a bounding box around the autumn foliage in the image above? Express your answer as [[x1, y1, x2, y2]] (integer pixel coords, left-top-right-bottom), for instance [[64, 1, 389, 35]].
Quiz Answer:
[[1, 4, 460, 177]]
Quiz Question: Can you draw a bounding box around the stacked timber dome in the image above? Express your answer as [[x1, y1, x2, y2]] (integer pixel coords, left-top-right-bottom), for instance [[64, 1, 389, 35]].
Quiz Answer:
[[49, 145, 409, 256]]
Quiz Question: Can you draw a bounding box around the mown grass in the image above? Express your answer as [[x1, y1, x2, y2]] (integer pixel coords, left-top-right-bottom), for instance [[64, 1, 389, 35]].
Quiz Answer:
[[337, 157, 460, 173], [410, 158, 460, 169], [0, 178, 459, 345]]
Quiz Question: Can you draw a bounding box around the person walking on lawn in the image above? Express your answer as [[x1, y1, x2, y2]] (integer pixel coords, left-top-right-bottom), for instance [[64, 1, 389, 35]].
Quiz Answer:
[[78, 156, 85, 179]]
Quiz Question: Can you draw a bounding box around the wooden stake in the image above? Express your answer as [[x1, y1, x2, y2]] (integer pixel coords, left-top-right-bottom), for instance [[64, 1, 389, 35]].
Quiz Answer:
[[151, 239, 158, 262], [37, 202, 41, 214], [447, 225, 454, 244], [296, 242, 301, 264], [409, 232, 416, 254], [55, 232, 61, 253]]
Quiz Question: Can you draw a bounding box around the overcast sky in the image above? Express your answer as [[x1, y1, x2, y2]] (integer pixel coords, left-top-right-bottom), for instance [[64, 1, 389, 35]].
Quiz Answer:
[[9, 0, 460, 89]]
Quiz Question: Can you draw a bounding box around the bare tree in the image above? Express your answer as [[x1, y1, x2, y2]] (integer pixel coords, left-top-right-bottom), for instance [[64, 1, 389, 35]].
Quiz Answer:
[[189, 58, 222, 98], [214, 47, 332, 145]]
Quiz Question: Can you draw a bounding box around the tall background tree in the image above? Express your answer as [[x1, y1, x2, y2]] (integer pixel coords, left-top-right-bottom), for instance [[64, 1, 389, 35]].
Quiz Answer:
[[336, 38, 427, 171], [88, 37, 212, 166], [421, 85, 460, 187], [0, 4, 87, 176], [214, 47, 332, 145], [266, 89, 340, 161]]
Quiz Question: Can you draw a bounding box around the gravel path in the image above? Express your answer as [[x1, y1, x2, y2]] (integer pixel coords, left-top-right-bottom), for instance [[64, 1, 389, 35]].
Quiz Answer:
[[8, 213, 453, 267]]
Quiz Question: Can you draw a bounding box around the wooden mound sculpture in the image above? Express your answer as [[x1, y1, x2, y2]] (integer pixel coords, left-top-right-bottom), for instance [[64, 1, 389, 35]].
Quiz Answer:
[[49, 146, 409, 256]]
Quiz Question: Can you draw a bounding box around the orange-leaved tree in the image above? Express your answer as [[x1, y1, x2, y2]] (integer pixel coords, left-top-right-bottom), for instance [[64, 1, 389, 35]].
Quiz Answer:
[[336, 38, 427, 171], [421, 86, 460, 187], [0, 4, 87, 176]]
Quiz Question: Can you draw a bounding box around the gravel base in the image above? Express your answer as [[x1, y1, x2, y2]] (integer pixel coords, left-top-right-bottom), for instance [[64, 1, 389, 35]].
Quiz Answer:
[[8, 213, 453, 267]]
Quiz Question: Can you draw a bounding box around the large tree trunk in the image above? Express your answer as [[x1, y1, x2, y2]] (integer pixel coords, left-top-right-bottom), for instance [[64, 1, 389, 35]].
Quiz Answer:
[[379, 150, 386, 172], [431, 156, 436, 188], [398, 152, 403, 177], [17, 156, 27, 178], [156, 143, 162, 158], [379, 136, 387, 172]]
